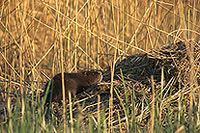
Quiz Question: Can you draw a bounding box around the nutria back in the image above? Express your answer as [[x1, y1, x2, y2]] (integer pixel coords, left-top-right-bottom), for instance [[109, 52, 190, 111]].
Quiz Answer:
[[44, 71, 102, 103]]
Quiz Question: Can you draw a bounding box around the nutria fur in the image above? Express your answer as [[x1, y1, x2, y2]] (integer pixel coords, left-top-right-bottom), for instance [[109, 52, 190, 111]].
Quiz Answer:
[[44, 71, 103, 103]]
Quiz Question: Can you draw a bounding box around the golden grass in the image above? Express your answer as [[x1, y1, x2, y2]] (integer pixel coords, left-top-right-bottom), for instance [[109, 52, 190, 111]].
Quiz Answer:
[[0, 0, 200, 132]]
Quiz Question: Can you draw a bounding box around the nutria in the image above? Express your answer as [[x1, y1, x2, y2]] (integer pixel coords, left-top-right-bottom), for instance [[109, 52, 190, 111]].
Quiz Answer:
[[43, 71, 103, 103]]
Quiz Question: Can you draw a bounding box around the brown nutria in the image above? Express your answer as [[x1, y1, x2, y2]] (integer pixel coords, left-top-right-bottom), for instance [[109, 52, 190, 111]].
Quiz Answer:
[[43, 71, 103, 103]]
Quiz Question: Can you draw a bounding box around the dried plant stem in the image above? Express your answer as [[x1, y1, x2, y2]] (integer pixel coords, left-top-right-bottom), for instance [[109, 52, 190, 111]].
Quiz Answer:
[[150, 76, 155, 133], [117, 110, 122, 133], [74, 0, 79, 71], [56, 0, 67, 132], [18, 0, 26, 121], [109, 52, 117, 132], [97, 95, 101, 133], [69, 91, 73, 133]]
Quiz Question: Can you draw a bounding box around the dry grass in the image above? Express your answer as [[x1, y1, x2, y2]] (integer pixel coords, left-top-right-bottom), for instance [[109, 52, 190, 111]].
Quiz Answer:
[[0, 0, 200, 132]]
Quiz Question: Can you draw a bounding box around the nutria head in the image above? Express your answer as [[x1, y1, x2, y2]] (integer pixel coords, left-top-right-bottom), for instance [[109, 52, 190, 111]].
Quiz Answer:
[[76, 71, 103, 86], [43, 70, 103, 103]]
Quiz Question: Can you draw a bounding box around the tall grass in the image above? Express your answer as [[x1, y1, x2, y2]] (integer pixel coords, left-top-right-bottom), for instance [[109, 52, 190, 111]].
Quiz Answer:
[[0, 0, 200, 132]]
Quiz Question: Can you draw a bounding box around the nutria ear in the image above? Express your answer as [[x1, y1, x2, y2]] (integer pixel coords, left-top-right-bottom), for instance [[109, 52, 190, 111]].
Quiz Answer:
[[82, 71, 93, 76], [81, 71, 87, 75]]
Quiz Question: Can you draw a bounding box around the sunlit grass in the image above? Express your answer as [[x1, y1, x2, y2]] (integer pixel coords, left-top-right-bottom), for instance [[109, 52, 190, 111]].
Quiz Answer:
[[0, 0, 200, 132]]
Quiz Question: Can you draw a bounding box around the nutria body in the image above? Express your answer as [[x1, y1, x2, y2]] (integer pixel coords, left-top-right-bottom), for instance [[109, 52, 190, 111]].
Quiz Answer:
[[44, 71, 103, 103]]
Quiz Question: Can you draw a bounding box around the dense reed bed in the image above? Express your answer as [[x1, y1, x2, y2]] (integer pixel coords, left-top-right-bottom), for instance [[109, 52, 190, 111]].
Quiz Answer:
[[0, 0, 200, 132]]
